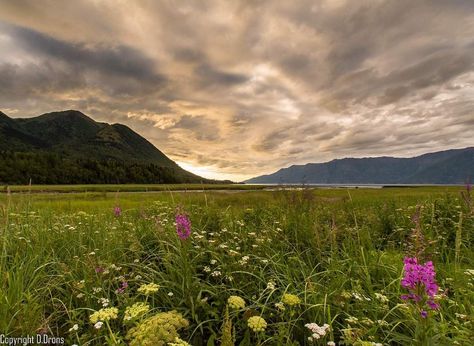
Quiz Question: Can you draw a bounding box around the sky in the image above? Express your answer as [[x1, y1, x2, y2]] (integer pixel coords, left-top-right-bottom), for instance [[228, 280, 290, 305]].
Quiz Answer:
[[0, 0, 473, 181]]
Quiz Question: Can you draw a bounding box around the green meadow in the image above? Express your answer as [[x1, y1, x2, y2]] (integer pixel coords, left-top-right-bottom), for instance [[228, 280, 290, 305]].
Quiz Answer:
[[0, 186, 472, 345]]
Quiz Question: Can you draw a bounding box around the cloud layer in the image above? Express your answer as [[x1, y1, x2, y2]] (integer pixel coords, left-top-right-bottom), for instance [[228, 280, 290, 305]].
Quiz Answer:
[[0, 0, 473, 180]]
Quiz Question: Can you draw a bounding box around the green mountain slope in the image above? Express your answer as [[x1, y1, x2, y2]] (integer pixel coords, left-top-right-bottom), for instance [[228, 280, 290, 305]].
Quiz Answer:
[[0, 110, 217, 184]]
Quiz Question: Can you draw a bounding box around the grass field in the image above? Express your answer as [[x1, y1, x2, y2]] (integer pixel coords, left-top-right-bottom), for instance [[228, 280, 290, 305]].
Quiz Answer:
[[2, 183, 268, 193], [0, 186, 473, 345]]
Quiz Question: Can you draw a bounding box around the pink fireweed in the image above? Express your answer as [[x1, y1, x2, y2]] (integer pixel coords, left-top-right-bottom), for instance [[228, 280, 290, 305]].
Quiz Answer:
[[175, 213, 191, 240], [401, 257, 440, 317], [114, 206, 122, 217]]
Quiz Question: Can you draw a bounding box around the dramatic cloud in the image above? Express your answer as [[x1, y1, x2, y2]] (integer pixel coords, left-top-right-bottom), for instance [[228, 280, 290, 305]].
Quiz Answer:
[[0, 0, 473, 180]]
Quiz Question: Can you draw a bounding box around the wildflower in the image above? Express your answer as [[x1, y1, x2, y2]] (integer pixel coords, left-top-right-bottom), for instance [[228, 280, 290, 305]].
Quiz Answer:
[[239, 256, 250, 265], [305, 323, 330, 337], [282, 293, 301, 306], [116, 281, 128, 294], [203, 266, 211, 273], [114, 206, 122, 217], [375, 293, 389, 303], [110, 264, 122, 271], [401, 257, 440, 315], [211, 270, 222, 277], [94, 321, 103, 329], [327, 342, 336, 346], [275, 302, 285, 311], [464, 269, 474, 276], [126, 311, 189, 346], [98, 297, 109, 307], [76, 293, 85, 299], [92, 287, 102, 293], [266, 281, 276, 290], [137, 282, 160, 295], [345, 316, 359, 324], [168, 337, 191, 346], [377, 320, 389, 327], [210, 259, 217, 265], [68, 324, 79, 332], [95, 266, 104, 273], [247, 316, 267, 332], [90, 307, 119, 324], [227, 296, 246, 310], [124, 302, 150, 321], [175, 213, 191, 240]]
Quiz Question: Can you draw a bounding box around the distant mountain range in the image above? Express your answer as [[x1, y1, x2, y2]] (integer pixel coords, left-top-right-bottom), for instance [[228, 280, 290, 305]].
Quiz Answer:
[[0, 110, 222, 184], [245, 147, 474, 185]]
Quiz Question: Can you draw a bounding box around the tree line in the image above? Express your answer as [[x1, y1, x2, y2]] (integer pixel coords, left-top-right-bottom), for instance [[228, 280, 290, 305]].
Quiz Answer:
[[0, 151, 204, 184]]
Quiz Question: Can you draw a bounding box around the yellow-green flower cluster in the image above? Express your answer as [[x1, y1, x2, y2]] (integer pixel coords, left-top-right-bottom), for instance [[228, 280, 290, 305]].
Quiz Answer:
[[247, 316, 267, 332], [168, 337, 191, 346], [89, 307, 119, 324], [126, 311, 189, 346], [281, 293, 301, 306], [137, 283, 160, 295], [227, 295, 246, 310], [124, 302, 150, 321]]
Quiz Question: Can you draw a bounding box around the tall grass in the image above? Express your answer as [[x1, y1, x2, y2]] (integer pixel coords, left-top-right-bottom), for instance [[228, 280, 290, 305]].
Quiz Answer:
[[0, 187, 472, 345]]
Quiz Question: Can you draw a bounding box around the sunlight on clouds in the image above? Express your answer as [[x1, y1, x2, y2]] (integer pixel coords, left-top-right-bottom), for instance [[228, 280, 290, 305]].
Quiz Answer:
[[176, 161, 251, 182], [0, 0, 473, 180]]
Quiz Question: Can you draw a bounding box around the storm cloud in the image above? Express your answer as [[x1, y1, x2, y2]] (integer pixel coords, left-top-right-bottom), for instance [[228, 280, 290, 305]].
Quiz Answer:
[[0, 0, 473, 180]]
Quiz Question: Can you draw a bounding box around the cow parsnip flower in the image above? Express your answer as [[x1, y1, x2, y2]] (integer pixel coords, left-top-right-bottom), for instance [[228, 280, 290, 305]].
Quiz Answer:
[[137, 283, 160, 295], [227, 295, 246, 310], [247, 316, 267, 332], [282, 293, 301, 306], [89, 307, 119, 324], [126, 311, 189, 346], [124, 302, 150, 321], [168, 337, 191, 346]]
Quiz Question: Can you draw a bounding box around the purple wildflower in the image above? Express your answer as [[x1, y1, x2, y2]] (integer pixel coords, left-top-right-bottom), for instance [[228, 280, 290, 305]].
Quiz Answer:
[[175, 213, 191, 240], [401, 257, 440, 316], [116, 280, 128, 294], [420, 310, 428, 318], [95, 266, 104, 273], [114, 206, 122, 217]]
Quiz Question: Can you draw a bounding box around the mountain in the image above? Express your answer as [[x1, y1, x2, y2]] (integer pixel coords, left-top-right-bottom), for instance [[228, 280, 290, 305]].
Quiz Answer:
[[0, 110, 220, 184], [245, 148, 474, 185]]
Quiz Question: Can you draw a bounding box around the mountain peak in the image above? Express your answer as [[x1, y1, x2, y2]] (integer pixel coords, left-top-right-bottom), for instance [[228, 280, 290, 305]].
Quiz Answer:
[[0, 109, 215, 184], [36, 109, 98, 123]]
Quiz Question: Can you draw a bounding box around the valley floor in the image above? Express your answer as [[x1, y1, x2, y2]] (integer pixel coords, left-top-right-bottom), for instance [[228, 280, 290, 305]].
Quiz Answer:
[[0, 187, 473, 345]]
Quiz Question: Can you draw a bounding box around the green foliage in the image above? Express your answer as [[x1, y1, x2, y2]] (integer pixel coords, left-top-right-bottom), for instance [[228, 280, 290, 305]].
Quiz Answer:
[[0, 151, 209, 184]]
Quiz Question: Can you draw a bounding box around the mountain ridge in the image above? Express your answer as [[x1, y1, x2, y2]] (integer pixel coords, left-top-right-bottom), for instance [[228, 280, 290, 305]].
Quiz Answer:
[[0, 110, 222, 184], [245, 147, 474, 184]]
